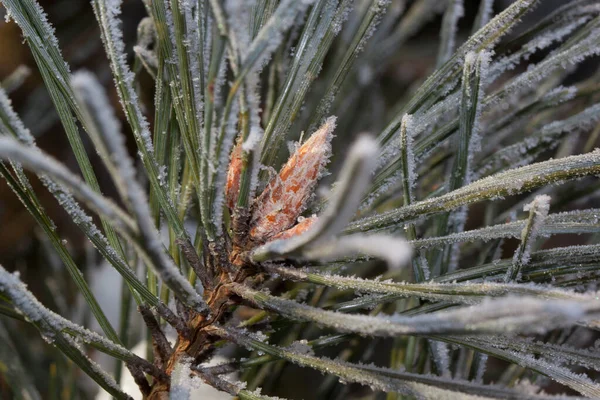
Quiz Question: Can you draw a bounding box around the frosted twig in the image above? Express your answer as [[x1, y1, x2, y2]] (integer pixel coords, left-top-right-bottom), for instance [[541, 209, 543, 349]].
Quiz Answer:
[[138, 305, 173, 366]]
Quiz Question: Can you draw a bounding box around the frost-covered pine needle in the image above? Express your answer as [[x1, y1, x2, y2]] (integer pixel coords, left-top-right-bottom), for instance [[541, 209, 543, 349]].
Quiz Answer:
[[3, 0, 600, 398]]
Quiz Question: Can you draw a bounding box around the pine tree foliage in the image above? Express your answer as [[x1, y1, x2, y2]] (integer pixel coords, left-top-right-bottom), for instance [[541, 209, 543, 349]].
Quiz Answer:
[[1, 0, 600, 399]]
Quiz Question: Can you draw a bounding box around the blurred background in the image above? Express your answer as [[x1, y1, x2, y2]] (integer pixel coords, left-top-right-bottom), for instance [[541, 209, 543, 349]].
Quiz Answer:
[[0, 0, 596, 398]]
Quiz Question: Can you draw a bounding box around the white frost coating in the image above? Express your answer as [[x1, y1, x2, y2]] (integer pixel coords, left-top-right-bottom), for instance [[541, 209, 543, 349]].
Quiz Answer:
[[488, 16, 592, 82], [316, 135, 378, 237], [243, 388, 286, 400], [400, 114, 418, 203], [360, 170, 401, 211], [487, 21, 600, 107], [61, 334, 125, 395], [225, 0, 254, 59], [212, 101, 239, 236], [430, 341, 451, 378], [480, 102, 600, 177], [94, 0, 155, 156], [442, 50, 490, 273], [201, 10, 213, 80], [314, 0, 391, 122], [401, 382, 490, 400], [239, 285, 591, 337], [0, 79, 154, 310], [171, 355, 240, 400], [476, 335, 600, 373], [286, 339, 315, 356], [181, 0, 205, 137], [211, 46, 229, 112], [523, 194, 551, 216], [461, 0, 539, 55], [258, 0, 348, 166], [347, 149, 600, 234], [457, 336, 600, 398], [542, 85, 578, 105], [302, 234, 413, 270], [99, 115, 204, 309], [462, 50, 491, 185], [521, 194, 551, 254], [437, 0, 465, 67], [371, 0, 535, 124], [268, 264, 598, 305], [225, 326, 543, 399], [97, 344, 235, 400], [242, 126, 263, 152], [370, 0, 537, 143], [288, 0, 340, 98], [43, 179, 106, 248], [2, 0, 70, 87], [2, 65, 32, 94], [541, 102, 600, 136], [25, 0, 61, 52], [170, 356, 194, 400], [474, 354, 488, 383], [411, 208, 600, 249], [355, 0, 392, 55], [414, 90, 460, 133], [482, 85, 577, 155], [238, 70, 264, 204]]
